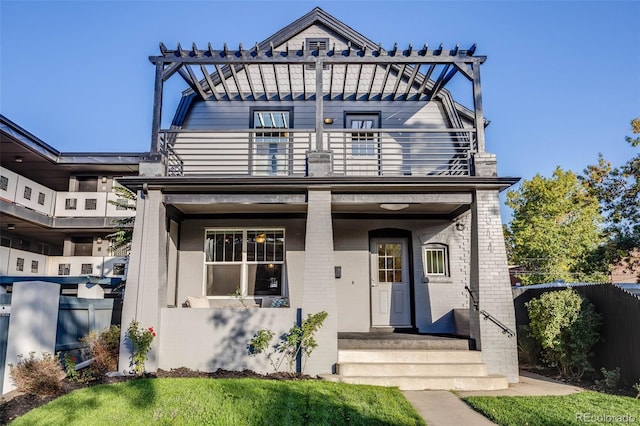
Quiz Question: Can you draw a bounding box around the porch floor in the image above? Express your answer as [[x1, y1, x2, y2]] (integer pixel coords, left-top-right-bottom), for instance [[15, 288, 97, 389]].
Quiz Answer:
[[338, 332, 474, 350]]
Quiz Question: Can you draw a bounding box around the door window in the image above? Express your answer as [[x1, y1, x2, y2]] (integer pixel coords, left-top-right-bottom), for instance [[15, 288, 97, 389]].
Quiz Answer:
[[377, 242, 403, 283], [253, 111, 290, 175]]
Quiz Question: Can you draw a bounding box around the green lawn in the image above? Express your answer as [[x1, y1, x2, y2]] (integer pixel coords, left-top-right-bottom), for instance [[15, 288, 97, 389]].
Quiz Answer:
[[10, 378, 425, 426], [464, 391, 640, 426]]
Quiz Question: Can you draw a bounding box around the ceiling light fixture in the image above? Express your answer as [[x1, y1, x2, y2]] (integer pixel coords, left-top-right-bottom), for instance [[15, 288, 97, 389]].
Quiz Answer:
[[15, 156, 23, 163], [7, 224, 16, 230], [379, 203, 410, 211]]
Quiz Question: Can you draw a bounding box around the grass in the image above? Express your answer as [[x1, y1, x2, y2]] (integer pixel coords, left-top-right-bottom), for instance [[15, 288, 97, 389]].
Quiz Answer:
[[10, 378, 425, 426], [464, 391, 640, 426]]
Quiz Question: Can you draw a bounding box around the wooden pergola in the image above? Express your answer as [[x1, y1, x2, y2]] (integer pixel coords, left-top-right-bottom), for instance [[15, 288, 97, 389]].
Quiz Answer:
[[149, 42, 487, 153]]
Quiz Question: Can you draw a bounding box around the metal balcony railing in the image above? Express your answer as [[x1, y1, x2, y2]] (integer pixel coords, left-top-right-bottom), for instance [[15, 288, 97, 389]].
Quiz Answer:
[[159, 128, 476, 177]]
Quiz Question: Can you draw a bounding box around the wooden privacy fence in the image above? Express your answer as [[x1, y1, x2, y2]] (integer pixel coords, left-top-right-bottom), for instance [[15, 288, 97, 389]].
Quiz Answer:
[[513, 284, 640, 386], [55, 296, 119, 353]]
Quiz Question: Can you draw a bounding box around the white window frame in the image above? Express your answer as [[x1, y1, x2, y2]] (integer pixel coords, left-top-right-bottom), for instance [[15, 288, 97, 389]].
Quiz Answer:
[[203, 228, 286, 298], [423, 244, 449, 276]]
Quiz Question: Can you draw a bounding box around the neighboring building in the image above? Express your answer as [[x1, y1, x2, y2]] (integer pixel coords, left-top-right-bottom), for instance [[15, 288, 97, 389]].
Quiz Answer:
[[0, 115, 141, 296], [117, 8, 520, 388]]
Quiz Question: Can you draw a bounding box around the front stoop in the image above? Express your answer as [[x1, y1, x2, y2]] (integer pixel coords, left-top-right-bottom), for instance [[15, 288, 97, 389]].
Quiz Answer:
[[320, 348, 509, 391]]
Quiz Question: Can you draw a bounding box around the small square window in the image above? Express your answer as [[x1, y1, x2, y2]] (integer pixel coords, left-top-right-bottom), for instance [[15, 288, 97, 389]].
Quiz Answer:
[[58, 264, 71, 275], [16, 257, 24, 272], [23, 186, 32, 200], [81, 263, 93, 275], [113, 263, 126, 276], [37, 192, 46, 205], [65, 198, 77, 210], [0, 176, 8, 191], [31, 260, 39, 273], [85, 198, 97, 210], [423, 244, 448, 276]]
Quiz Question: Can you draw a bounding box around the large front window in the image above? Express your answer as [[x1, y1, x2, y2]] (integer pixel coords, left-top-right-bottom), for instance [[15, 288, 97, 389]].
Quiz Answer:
[[204, 229, 285, 297]]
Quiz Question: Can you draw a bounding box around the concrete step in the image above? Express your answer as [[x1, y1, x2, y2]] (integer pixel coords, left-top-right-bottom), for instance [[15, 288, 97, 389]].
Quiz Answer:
[[338, 349, 483, 364], [337, 362, 488, 377], [320, 374, 509, 391], [338, 334, 471, 350]]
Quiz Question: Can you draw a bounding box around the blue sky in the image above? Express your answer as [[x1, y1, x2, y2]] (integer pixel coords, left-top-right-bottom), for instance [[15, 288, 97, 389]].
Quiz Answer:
[[1, 0, 639, 218]]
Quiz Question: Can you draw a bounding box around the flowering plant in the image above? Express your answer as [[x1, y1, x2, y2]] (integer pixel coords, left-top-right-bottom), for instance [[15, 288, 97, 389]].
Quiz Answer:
[[126, 320, 156, 375]]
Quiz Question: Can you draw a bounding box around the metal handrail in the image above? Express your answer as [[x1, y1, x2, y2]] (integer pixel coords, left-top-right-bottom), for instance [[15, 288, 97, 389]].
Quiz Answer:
[[464, 286, 515, 338], [158, 127, 477, 177]]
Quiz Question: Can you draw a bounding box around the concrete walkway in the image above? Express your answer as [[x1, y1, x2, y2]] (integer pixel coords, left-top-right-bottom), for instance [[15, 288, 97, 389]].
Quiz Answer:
[[402, 371, 584, 426]]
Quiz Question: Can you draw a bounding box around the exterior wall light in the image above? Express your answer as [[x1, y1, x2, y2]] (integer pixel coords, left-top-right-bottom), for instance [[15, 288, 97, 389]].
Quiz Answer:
[[379, 203, 410, 211], [323, 118, 334, 125], [7, 224, 16, 230], [455, 222, 465, 231]]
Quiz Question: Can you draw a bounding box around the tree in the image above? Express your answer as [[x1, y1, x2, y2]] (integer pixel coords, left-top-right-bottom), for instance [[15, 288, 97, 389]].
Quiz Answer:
[[106, 185, 136, 255], [583, 118, 640, 277], [506, 167, 607, 284]]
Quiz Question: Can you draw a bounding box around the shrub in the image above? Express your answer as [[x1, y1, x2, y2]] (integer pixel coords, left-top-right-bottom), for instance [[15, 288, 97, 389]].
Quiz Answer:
[[526, 289, 601, 379], [248, 311, 328, 374], [633, 381, 640, 399], [595, 367, 621, 391], [517, 324, 541, 366], [81, 325, 121, 377], [9, 352, 66, 396], [126, 320, 155, 375]]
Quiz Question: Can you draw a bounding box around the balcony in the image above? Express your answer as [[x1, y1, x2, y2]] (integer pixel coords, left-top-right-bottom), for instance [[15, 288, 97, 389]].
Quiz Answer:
[[0, 247, 128, 278], [160, 128, 477, 177]]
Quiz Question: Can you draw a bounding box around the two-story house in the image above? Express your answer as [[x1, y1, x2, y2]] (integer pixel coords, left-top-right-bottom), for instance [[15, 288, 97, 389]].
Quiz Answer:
[[117, 8, 519, 389]]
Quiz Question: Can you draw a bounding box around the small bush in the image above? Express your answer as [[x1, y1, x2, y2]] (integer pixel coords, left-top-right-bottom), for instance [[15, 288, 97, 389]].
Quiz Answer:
[[526, 289, 601, 379], [517, 324, 541, 366], [9, 352, 65, 396], [126, 320, 156, 375], [82, 325, 120, 377], [633, 382, 640, 399], [595, 367, 621, 391]]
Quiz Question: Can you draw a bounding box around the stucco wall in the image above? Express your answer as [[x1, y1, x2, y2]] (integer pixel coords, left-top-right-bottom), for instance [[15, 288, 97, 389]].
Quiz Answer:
[[332, 217, 471, 334], [159, 307, 298, 373]]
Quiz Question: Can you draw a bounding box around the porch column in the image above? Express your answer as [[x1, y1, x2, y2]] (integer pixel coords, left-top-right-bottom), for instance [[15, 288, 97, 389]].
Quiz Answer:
[[118, 188, 168, 373], [302, 188, 337, 375], [470, 188, 518, 383]]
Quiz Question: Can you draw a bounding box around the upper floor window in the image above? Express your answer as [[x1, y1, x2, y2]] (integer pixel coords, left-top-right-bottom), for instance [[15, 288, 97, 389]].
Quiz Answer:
[[81, 263, 93, 275], [346, 113, 380, 157], [423, 243, 449, 276], [37, 192, 46, 205], [252, 109, 292, 176], [58, 263, 71, 276], [113, 263, 126, 276], [31, 260, 39, 273], [23, 186, 32, 200], [16, 257, 24, 272], [205, 229, 285, 298], [85, 198, 97, 210], [65, 198, 77, 210], [0, 176, 8, 191]]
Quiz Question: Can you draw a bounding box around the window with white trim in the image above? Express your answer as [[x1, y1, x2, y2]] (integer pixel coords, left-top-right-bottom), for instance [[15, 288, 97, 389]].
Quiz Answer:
[[423, 244, 449, 276], [204, 229, 285, 297]]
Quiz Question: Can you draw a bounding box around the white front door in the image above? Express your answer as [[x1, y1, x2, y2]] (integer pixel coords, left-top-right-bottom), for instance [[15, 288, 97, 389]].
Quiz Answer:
[[370, 238, 411, 327]]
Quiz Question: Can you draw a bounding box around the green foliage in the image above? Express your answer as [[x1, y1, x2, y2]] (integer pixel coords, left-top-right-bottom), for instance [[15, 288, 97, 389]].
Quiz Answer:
[[126, 320, 155, 375], [516, 325, 541, 366], [633, 381, 640, 399], [595, 367, 621, 392], [526, 289, 601, 379], [464, 391, 640, 426], [248, 311, 328, 374], [506, 167, 607, 284], [11, 378, 424, 426], [9, 352, 66, 396], [61, 352, 80, 382], [106, 185, 136, 255], [583, 118, 640, 279]]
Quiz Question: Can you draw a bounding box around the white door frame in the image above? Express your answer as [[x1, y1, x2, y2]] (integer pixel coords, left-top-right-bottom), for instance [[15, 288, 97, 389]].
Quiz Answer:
[[369, 237, 412, 328]]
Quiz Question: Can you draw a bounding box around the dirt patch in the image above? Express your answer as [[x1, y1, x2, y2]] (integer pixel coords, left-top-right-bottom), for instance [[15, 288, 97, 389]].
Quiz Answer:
[[0, 368, 314, 424]]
